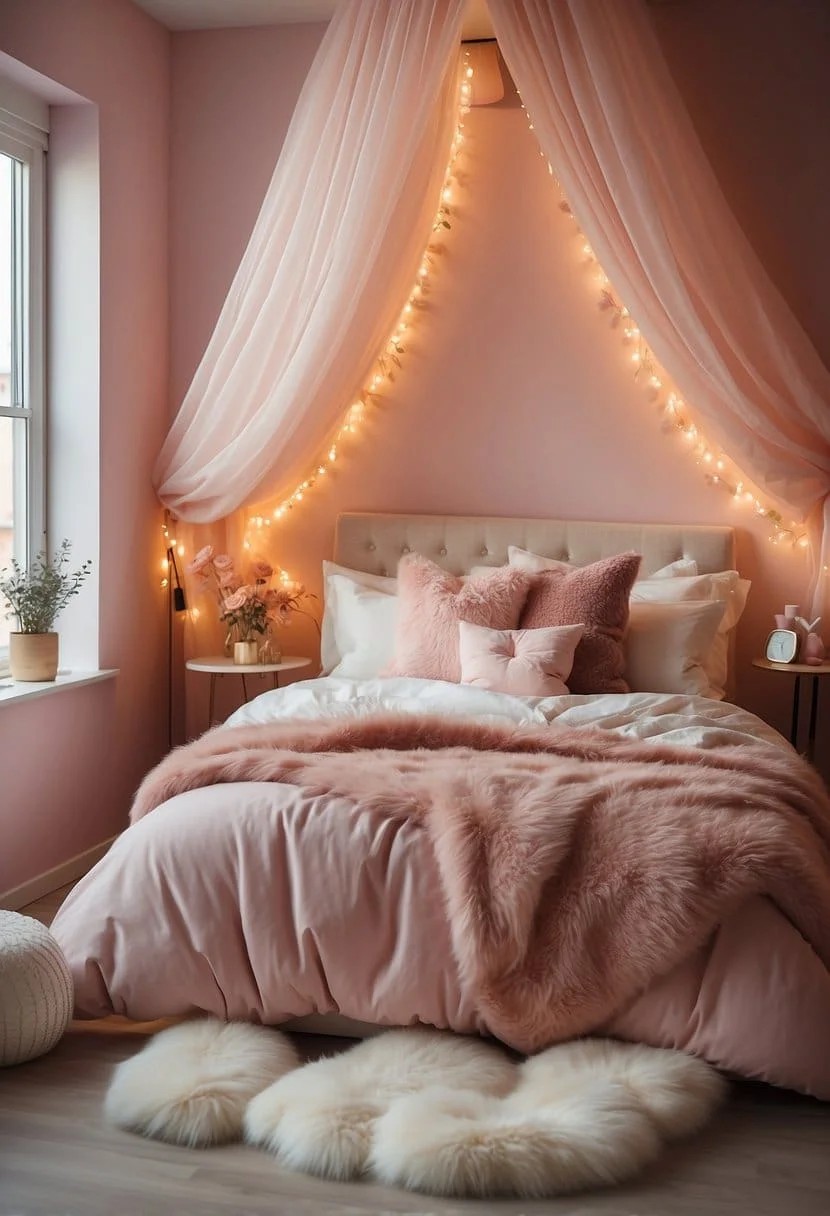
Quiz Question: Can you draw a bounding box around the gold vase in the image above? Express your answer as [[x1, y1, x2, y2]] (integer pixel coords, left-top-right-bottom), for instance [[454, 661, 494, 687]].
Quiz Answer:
[[9, 632, 59, 682], [233, 640, 259, 665]]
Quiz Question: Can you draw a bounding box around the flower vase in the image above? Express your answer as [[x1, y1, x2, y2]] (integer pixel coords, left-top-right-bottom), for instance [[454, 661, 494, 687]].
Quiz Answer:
[[258, 636, 281, 664], [233, 640, 259, 665]]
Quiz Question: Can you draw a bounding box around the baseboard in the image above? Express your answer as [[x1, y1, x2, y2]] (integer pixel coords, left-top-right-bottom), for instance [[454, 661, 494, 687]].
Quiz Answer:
[[0, 836, 117, 911]]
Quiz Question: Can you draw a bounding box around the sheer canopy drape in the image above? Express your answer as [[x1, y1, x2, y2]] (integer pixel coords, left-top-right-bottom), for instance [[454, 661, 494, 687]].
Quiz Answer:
[[158, 0, 830, 613], [155, 0, 466, 523], [488, 0, 830, 613]]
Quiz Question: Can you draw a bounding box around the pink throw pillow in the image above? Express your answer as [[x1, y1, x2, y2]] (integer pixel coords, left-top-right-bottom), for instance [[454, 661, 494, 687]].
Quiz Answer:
[[389, 554, 531, 682], [519, 552, 641, 694], [459, 621, 585, 697]]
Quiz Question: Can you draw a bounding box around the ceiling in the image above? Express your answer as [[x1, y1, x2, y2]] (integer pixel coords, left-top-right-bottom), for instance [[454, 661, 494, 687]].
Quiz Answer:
[[132, 0, 496, 38]]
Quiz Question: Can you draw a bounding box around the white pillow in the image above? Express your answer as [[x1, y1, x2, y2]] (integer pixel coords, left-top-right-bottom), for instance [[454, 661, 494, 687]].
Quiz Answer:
[[507, 545, 697, 580], [631, 571, 750, 698], [321, 561, 396, 674], [325, 575, 398, 679], [625, 600, 727, 697]]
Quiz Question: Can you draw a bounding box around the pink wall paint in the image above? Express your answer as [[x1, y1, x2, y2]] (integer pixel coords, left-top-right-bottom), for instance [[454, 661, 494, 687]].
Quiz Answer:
[[169, 13, 828, 760], [0, 0, 170, 893]]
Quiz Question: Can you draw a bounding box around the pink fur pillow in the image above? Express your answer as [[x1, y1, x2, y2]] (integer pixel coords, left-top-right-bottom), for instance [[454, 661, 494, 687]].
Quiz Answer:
[[459, 621, 585, 697], [519, 552, 641, 694], [389, 554, 532, 682]]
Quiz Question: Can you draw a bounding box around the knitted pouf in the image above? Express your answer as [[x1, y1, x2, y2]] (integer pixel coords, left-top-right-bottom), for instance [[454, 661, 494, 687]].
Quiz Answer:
[[0, 911, 73, 1066]]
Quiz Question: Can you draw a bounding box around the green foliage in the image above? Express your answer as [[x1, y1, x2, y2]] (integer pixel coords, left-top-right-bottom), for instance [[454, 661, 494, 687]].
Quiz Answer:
[[0, 540, 92, 634]]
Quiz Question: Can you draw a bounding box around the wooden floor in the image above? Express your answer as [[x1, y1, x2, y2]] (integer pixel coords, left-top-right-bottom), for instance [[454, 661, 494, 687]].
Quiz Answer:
[[3, 889, 829, 1215]]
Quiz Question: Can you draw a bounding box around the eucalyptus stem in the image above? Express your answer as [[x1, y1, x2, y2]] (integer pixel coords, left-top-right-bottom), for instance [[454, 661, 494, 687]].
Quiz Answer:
[[0, 540, 93, 633]]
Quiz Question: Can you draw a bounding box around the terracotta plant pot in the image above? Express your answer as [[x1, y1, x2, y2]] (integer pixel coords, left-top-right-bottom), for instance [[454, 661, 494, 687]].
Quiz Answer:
[[9, 632, 59, 682]]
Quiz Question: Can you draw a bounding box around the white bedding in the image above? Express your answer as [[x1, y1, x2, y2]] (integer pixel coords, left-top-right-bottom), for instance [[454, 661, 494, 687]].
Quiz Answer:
[[226, 676, 788, 754]]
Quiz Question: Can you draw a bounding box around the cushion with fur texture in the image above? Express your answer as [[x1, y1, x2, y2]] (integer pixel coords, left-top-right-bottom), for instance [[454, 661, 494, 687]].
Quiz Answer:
[[518, 553, 641, 694], [104, 1018, 299, 1146], [388, 554, 531, 682]]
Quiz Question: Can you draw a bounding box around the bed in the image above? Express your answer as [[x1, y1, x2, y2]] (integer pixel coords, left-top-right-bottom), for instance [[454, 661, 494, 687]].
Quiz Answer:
[[52, 513, 830, 1099]]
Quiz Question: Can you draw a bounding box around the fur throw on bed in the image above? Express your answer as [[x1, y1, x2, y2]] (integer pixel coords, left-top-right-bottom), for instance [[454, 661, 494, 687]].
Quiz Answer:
[[131, 714, 830, 1051]]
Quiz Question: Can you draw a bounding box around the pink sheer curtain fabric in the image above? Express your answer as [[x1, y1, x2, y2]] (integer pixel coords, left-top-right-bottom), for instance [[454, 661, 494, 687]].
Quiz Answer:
[[155, 0, 466, 524], [489, 0, 830, 614]]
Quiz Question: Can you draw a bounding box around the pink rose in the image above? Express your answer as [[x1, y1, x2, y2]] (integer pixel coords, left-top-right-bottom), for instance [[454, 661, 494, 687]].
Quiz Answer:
[[252, 560, 273, 581], [223, 589, 247, 612], [212, 554, 234, 572], [186, 544, 214, 575], [218, 572, 240, 590]]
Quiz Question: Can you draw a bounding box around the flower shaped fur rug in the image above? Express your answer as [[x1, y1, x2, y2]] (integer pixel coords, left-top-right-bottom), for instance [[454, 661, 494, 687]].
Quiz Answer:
[[105, 1019, 726, 1199]]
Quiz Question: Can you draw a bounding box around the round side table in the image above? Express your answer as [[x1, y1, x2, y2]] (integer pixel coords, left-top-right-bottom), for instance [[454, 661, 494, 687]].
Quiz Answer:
[[186, 655, 312, 727], [752, 657, 830, 762]]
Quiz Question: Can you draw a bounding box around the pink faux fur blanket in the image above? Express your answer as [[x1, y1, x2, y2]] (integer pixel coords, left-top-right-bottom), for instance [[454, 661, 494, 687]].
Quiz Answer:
[[132, 714, 830, 1050]]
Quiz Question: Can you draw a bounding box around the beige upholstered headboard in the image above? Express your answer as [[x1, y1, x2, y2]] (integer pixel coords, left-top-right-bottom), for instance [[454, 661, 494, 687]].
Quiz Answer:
[[334, 512, 735, 579]]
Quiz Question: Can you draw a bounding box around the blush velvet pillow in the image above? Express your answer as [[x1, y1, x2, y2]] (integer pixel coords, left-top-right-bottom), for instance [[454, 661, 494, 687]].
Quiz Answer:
[[389, 554, 531, 682], [519, 552, 642, 694], [458, 621, 585, 697]]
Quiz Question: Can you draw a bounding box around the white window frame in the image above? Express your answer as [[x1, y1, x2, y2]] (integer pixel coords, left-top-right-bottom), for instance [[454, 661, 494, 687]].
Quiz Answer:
[[0, 108, 46, 673]]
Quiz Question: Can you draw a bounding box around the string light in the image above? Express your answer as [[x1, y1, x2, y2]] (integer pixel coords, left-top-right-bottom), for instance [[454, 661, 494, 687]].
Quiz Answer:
[[239, 51, 474, 545], [519, 102, 808, 550], [160, 511, 176, 591]]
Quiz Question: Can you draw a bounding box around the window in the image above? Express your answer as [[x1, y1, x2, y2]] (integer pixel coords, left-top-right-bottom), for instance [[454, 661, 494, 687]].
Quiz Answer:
[[0, 104, 46, 658]]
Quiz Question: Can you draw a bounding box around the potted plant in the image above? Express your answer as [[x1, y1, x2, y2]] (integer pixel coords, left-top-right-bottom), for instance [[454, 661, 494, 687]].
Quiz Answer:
[[0, 540, 92, 682]]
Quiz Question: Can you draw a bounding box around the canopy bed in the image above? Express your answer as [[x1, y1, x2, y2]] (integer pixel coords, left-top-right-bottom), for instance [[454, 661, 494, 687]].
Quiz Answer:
[[58, 0, 830, 1121], [52, 513, 830, 1100]]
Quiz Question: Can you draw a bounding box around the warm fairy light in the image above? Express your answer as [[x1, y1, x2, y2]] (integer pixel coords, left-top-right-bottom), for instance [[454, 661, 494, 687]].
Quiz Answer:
[[533, 108, 808, 550], [241, 51, 473, 545]]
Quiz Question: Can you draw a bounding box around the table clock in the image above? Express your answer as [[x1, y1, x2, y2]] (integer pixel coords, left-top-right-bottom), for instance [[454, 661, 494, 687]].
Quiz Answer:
[[764, 628, 800, 664]]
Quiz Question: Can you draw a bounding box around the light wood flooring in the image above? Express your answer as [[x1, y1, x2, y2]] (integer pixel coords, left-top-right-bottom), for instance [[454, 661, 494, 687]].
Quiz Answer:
[[2, 888, 829, 1215]]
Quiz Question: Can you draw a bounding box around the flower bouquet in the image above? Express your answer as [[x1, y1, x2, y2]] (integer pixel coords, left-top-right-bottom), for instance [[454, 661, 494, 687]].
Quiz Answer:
[[187, 547, 317, 663]]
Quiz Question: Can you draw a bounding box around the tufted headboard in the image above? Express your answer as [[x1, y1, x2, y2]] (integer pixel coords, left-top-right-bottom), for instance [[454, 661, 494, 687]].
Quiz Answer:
[[333, 512, 735, 579]]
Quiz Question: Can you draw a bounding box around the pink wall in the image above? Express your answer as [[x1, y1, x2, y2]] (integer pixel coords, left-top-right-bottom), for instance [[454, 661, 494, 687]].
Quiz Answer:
[[170, 12, 827, 759], [0, 0, 170, 893]]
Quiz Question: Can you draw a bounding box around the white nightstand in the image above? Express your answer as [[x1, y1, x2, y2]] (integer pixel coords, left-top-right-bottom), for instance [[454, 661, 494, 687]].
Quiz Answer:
[[186, 655, 312, 726]]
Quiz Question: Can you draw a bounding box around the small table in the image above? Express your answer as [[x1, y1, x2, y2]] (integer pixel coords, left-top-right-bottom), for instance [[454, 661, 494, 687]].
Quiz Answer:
[[186, 655, 312, 726], [752, 658, 830, 762]]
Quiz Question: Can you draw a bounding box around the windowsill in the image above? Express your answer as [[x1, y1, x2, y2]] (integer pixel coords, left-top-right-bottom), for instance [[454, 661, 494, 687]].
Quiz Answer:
[[0, 668, 118, 707]]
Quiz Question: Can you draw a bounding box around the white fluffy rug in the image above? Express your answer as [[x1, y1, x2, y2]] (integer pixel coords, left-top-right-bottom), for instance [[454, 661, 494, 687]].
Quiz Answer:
[[104, 1018, 299, 1146], [243, 1027, 517, 1180], [369, 1038, 727, 1198], [105, 1021, 726, 1196]]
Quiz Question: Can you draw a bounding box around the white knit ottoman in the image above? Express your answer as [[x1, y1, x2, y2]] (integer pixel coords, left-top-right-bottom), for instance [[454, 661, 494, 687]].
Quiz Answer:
[[0, 911, 73, 1065]]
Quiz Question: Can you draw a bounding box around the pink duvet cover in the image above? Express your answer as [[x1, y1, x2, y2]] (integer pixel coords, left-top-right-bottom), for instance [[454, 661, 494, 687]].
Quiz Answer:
[[52, 688, 830, 1100]]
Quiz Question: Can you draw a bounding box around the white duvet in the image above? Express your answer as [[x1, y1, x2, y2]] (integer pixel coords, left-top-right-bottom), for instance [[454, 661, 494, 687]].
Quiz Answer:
[[226, 675, 788, 754]]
